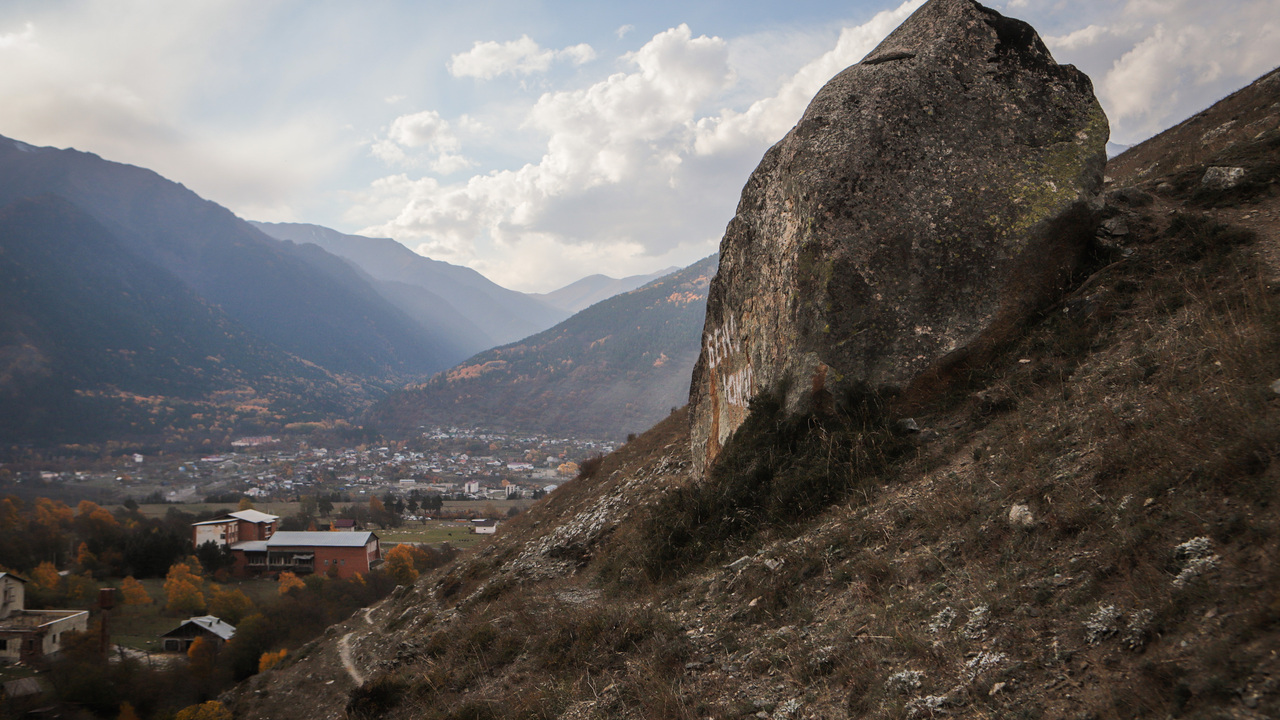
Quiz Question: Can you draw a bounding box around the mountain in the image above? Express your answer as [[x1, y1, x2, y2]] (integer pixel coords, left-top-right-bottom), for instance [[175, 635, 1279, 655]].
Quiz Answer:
[[228, 5, 1278, 720], [530, 267, 679, 313], [0, 137, 452, 379], [251, 222, 569, 354], [0, 195, 351, 445], [369, 254, 717, 439]]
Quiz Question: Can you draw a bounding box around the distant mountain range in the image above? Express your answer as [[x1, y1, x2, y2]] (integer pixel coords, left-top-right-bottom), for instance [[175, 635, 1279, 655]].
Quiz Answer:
[[369, 255, 717, 440], [529, 268, 679, 314], [0, 133, 705, 448]]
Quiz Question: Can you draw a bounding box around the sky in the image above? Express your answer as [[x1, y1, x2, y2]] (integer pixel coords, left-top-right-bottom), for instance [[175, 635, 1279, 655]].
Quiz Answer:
[[0, 1, 1277, 292]]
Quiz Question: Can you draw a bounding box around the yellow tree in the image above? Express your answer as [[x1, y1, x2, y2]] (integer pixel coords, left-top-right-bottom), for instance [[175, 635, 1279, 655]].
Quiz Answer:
[[277, 571, 305, 595], [383, 544, 420, 586], [174, 701, 232, 720], [30, 561, 62, 594], [33, 497, 74, 529], [206, 584, 255, 624], [238, 497, 255, 511], [164, 562, 206, 615], [76, 542, 98, 571], [120, 576, 153, 605], [117, 702, 141, 720], [66, 572, 96, 603], [258, 648, 288, 672]]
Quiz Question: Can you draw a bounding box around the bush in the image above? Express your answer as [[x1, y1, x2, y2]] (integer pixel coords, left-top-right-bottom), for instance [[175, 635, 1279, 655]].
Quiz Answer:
[[639, 388, 912, 579]]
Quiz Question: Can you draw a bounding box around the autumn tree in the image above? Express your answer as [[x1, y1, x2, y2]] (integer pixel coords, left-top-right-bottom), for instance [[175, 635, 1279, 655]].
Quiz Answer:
[[237, 497, 255, 511], [383, 544, 420, 586], [207, 584, 255, 625], [174, 701, 232, 720], [277, 571, 305, 595], [258, 648, 287, 672], [120, 576, 153, 605], [164, 562, 206, 615], [118, 702, 141, 720]]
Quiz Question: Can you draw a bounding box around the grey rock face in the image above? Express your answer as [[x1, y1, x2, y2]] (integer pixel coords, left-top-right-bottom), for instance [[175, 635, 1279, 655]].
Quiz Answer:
[[689, 0, 1107, 473]]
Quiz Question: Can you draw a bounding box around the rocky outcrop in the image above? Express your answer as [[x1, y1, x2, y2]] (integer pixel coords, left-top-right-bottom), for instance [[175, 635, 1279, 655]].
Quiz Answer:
[[690, 0, 1107, 473]]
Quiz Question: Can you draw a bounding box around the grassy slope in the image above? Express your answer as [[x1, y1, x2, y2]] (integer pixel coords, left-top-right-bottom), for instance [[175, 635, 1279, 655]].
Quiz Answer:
[[228, 77, 1280, 720]]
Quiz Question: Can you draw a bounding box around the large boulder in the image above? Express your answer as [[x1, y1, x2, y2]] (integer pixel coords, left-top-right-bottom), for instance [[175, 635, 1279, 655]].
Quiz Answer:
[[689, 0, 1107, 473]]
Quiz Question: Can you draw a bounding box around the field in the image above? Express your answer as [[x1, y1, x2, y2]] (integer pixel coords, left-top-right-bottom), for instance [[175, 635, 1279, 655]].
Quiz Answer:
[[376, 520, 491, 548]]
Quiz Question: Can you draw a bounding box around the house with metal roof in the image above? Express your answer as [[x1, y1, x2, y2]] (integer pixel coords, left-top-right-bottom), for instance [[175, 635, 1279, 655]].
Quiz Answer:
[[201, 525, 383, 580], [160, 616, 236, 653]]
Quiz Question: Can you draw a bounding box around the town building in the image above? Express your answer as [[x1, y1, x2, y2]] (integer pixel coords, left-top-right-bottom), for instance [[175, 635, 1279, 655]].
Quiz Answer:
[[0, 573, 89, 664], [191, 509, 278, 548], [234, 531, 381, 579], [160, 616, 236, 653]]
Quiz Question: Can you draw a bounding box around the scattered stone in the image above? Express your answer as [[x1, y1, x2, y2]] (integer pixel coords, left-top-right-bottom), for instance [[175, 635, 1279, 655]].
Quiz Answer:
[[1120, 609, 1152, 651], [726, 555, 752, 570], [1084, 604, 1122, 644], [962, 605, 991, 639], [989, 681, 1007, 696], [1202, 166, 1247, 189], [1103, 187, 1153, 207], [928, 606, 957, 634], [1099, 217, 1129, 236], [905, 695, 948, 718], [689, 0, 1107, 472], [888, 669, 925, 694], [1156, 181, 1176, 194], [1009, 504, 1036, 527], [771, 698, 802, 719], [898, 417, 921, 434], [1173, 536, 1220, 588], [1270, 378, 1280, 395]]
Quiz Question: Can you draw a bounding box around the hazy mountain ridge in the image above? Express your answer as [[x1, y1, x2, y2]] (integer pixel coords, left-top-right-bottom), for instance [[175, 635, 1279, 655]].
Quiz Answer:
[[530, 267, 680, 313], [0, 195, 352, 445], [0, 136, 450, 379], [369, 254, 717, 439], [252, 222, 570, 355]]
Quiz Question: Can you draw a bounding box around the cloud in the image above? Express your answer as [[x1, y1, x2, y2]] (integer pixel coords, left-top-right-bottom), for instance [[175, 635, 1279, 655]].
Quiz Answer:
[[616, 24, 634, 39], [353, 7, 927, 291], [1084, 0, 1280, 143], [0, 21, 34, 48], [0, 3, 352, 223], [371, 109, 475, 174], [693, 0, 926, 156], [449, 35, 597, 80]]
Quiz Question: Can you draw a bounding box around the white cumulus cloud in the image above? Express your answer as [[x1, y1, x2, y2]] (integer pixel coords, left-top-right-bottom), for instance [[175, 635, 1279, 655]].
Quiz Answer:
[[449, 35, 597, 80], [694, 0, 926, 156]]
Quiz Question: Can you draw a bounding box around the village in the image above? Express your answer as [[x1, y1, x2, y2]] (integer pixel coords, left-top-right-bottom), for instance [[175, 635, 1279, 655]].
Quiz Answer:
[[3, 426, 616, 509], [0, 426, 618, 710]]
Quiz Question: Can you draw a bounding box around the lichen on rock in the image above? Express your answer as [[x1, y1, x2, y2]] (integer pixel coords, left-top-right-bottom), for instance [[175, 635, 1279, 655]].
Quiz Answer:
[[689, 0, 1107, 474]]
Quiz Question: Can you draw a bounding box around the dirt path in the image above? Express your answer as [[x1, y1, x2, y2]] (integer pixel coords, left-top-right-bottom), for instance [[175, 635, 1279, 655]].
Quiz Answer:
[[337, 605, 378, 685]]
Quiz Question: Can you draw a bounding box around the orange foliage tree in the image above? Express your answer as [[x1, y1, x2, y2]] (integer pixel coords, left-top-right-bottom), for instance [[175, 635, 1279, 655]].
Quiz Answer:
[[258, 648, 288, 672], [30, 560, 62, 594], [277, 571, 305, 595], [120, 576, 153, 605], [207, 584, 255, 624], [383, 544, 421, 586], [174, 701, 232, 720], [164, 562, 206, 615]]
